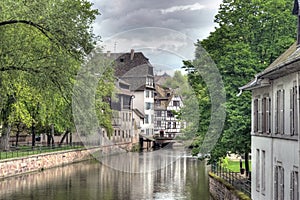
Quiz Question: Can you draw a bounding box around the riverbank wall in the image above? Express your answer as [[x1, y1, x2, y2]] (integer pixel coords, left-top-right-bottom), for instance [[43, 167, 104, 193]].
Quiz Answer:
[[0, 142, 132, 179], [209, 172, 251, 200]]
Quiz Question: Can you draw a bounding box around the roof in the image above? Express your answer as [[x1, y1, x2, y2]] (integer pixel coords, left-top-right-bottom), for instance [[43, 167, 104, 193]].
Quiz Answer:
[[154, 73, 171, 85], [106, 51, 155, 91], [111, 52, 153, 77], [133, 108, 144, 119], [240, 41, 300, 91], [154, 84, 174, 109]]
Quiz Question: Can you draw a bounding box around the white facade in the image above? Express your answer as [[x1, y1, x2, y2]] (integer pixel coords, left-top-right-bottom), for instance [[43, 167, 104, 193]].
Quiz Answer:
[[143, 89, 155, 135], [251, 73, 299, 199], [243, 48, 300, 200], [165, 95, 185, 136]]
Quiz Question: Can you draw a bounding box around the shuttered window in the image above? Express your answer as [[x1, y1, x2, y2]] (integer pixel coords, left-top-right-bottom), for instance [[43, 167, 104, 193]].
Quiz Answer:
[[276, 90, 285, 134], [254, 99, 259, 133], [274, 165, 284, 200], [262, 97, 271, 134], [290, 83, 298, 136], [290, 170, 299, 200]]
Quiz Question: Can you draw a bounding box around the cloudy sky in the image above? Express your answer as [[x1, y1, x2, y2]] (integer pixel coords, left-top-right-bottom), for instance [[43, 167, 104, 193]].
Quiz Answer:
[[91, 0, 222, 73]]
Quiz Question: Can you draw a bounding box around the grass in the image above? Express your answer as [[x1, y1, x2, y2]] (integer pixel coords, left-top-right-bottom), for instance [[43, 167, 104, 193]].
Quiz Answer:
[[226, 160, 252, 172], [0, 145, 84, 160]]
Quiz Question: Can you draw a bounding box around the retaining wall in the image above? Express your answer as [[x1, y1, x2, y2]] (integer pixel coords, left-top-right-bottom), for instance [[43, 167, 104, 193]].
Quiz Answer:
[[209, 172, 251, 200], [0, 142, 132, 179]]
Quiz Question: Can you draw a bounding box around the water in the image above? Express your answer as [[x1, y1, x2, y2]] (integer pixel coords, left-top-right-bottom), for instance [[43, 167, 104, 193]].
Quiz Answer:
[[0, 152, 210, 200]]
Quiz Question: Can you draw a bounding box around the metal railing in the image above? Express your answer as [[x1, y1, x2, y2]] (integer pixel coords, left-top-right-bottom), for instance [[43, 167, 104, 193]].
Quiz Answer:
[[211, 162, 251, 197], [0, 143, 84, 160]]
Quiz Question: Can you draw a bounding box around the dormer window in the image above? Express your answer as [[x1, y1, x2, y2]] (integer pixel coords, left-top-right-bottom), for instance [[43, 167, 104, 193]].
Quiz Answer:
[[120, 58, 124, 62]]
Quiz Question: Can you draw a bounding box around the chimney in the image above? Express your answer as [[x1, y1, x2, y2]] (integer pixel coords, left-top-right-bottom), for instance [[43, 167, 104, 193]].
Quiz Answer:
[[107, 51, 111, 57], [130, 49, 134, 60], [293, 0, 300, 46]]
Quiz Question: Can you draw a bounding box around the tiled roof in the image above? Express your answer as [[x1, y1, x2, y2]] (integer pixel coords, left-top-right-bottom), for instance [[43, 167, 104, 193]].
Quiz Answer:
[[154, 84, 173, 109], [240, 41, 300, 91], [111, 52, 153, 77], [257, 42, 300, 78], [107, 51, 154, 91]]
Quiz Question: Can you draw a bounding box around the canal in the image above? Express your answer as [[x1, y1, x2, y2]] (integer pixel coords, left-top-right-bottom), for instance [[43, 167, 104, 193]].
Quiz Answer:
[[0, 151, 210, 200]]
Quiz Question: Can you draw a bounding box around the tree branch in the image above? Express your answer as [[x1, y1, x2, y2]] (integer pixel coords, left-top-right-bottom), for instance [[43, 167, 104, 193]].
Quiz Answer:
[[0, 20, 53, 42], [0, 66, 40, 73]]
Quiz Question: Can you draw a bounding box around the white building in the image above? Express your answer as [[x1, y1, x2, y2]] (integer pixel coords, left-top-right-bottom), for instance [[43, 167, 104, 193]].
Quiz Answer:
[[111, 50, 155, 136], [240, 43, 300, 199]]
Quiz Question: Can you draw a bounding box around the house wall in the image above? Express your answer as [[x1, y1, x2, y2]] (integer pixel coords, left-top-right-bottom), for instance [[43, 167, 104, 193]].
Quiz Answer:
[[143, 89, 154, 135], [166, 95, 184, 135], [251, 72, 299, 200]]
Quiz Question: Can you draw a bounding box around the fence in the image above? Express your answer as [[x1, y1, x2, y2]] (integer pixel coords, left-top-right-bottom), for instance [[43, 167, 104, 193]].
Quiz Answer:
[[0, 143, 84, 160], [211, 162, 251, 197]]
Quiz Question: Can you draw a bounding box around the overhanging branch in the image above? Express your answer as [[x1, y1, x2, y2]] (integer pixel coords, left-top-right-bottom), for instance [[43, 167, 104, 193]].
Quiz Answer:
[[0, 20, 54, 42]]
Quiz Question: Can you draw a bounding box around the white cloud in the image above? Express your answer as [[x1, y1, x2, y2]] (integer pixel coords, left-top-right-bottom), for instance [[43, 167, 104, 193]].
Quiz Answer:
[[160, 3, 205, 14]]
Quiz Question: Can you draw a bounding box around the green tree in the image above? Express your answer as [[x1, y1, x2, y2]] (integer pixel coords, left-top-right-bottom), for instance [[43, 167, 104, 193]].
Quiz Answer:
[[189, 0, 296, 172], [0, 0, 99, 150]]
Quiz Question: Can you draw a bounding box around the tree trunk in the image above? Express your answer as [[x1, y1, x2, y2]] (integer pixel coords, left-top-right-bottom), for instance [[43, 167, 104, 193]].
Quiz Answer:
[[59, 129, 69, 146], [15, 122, 21, 147], [51, 124, 55, 147], [0, 122, 11, 151], [245, 152, 250, 177], [31, 123, 36, 147], [47, 134, 51, 146]]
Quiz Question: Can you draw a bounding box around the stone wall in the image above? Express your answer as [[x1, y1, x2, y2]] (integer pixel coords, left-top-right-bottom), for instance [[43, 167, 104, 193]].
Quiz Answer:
[[0, 142, 133, 179], [209, 172, 250, 200]]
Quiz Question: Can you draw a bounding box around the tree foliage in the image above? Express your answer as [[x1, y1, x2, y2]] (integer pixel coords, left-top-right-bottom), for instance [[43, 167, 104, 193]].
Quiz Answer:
[[0, 0, 100, 149], [188, 0, 296, 161]]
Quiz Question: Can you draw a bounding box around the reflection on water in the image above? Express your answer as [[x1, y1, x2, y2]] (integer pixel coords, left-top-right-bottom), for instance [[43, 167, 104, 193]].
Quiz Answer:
[[0, 152, 209, 200]]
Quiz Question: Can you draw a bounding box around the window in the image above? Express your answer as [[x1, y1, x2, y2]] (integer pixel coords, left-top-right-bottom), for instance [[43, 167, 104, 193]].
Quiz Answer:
[[146, 102, 151, 110], [276, 89, 285, 134], [145, 115, 149, 124], [155, 100, 161, 106], [167, 110, 174, 118], [290, 82, 298, 136], [156, 111, 162, 117], [290, 170, 299, 200], [262, 150, 266, 194], [157, 121, 161, 127], [254, 99, 259, 133], [167, 122, 171, 128], [262, 96, 271, 134], [151, 91, 154, 98], [173, 122, 177, 129], [274, 165, 284, 200], [146, 90, 149, 98], [151, 115, 154, 123], [173, 100, 180, 107], [256, 149, 260, 191], [146, 129, 149, 135]]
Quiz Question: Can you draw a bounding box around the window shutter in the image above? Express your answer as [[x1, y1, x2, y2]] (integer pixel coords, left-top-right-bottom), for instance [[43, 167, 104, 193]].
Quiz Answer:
[[280, 167, 284, 200], [262, 98, 266, 133], [266, 97, 271, 133], [294, 86, 298, 135], [278, 90, 285, 134], [258, 99, 262, 133], [254, 99, 258, 133], [290, 171, 294, 200], [275, 91, 279, 134], [291, 88, 294, 135], [274, 166, 278, 200]]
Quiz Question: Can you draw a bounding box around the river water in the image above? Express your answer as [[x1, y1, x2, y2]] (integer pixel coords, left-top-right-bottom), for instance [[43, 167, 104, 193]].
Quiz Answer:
[[0, 151, 210, 200]]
